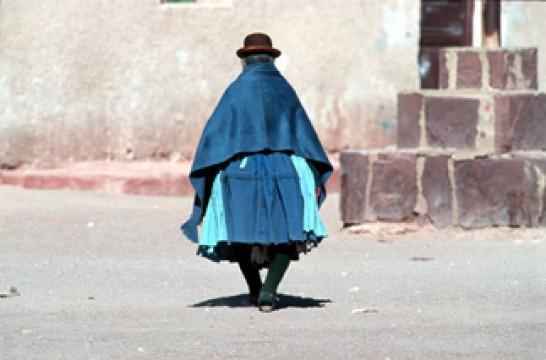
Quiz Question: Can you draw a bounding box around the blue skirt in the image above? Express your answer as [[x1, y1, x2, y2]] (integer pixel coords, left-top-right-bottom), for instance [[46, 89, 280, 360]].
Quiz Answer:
[[197, 151, 327, 266]]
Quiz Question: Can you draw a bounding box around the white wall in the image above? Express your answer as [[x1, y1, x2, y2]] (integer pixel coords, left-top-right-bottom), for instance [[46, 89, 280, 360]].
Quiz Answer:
[[0, 0, 420, 167]]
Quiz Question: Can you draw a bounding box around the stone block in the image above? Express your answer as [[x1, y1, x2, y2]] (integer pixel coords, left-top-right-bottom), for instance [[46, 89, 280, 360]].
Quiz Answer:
[[397, 91, 546, 152], [340, 151, 368, 224], [370, 153, 417, 221], [0, 162, 195, 197], [122, 175, 189, 196], [422, 155, 452, 227], [488, 48, 538, 90], [21, 173, 103, 191], [397, 93, 423, 148], [494, 94, 546, 152], [525, 159, 546, 226], [455, 159, 540, 228], [425, 97, 480, 149], [438, 50, 449, 89], [420, 47, 442, 89], [437, 47, 537, 90], [457, 51, 482, 89], [0, 172, 24, 186]]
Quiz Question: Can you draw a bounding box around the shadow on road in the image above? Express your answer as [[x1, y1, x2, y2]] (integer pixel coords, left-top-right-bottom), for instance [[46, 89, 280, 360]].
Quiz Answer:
[[190, 293, 332, 310]]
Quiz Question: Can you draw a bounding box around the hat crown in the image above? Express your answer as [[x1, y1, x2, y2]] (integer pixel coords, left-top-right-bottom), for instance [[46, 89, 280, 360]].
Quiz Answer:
[[237, 32, 280, 58], [243, 33, 273, 48]]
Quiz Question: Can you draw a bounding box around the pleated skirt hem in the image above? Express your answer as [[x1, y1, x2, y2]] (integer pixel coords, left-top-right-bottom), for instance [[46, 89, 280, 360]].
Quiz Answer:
[[197, 236, 324, 269]]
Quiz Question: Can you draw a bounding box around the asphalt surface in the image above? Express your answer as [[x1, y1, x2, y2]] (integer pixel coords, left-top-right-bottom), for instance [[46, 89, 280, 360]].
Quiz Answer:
[[0, 185, 545, 359]]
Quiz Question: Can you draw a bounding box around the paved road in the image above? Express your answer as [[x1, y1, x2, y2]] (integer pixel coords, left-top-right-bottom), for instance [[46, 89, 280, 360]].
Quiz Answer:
[[0, 185, 545, 359]]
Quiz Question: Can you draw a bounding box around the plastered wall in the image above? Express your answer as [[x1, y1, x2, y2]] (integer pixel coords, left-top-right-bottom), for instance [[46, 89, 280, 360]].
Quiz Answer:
[[0, 0, 420, 167]]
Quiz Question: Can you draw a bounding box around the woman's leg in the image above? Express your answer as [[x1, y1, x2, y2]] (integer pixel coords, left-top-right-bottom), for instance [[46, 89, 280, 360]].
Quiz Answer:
[[258, 252, 290, 311], [237, 259, 262, 304]]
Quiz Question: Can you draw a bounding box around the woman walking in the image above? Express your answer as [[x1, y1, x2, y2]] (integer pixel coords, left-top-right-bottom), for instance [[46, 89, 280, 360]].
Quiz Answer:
[[182, 33, 332, 312]]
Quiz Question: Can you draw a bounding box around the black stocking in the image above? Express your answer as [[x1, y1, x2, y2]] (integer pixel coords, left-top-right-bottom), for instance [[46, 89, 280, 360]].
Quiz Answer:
[[237, 259, 262, 298]]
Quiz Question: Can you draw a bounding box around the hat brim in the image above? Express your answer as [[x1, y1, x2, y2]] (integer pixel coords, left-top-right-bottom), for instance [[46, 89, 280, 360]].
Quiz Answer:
[[236, 45, 281, 58]]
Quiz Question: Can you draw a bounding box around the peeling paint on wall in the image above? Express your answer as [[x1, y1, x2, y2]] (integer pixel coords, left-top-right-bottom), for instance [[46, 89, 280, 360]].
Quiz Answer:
[[358, 19, 366, 36], [378, 116, 396, 133], [176, 48, 189, 67], [382, 0, 413, 47], [501, 2, 524, 46], [375, 34, 387, 53]]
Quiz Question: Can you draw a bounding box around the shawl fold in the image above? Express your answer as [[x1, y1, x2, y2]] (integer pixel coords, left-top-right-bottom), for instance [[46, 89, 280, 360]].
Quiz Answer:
[[182, 62, 333, 243]]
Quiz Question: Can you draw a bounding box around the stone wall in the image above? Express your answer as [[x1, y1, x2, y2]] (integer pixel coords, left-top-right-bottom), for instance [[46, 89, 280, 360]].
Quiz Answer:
[[341, 47, 546, 229], [340, 149, 546, 228]]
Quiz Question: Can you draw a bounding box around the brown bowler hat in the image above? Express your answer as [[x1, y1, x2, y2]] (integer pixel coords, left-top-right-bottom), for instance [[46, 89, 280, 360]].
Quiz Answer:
[[236, 33, 281, 58]]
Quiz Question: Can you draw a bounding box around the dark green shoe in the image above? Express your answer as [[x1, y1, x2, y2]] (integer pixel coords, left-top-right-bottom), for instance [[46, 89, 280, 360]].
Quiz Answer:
[[257, 291, 277, 312]]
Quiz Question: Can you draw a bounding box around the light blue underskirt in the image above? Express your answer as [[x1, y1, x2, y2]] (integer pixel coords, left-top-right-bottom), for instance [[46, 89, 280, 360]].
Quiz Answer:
[[289, 155, 328, 237], [199, 155, 327, 251], [200, 169, 228, 254]]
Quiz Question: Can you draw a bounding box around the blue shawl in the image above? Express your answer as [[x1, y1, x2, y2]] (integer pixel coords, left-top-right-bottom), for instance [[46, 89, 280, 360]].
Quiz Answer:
[[181, 62, 333, 243]]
